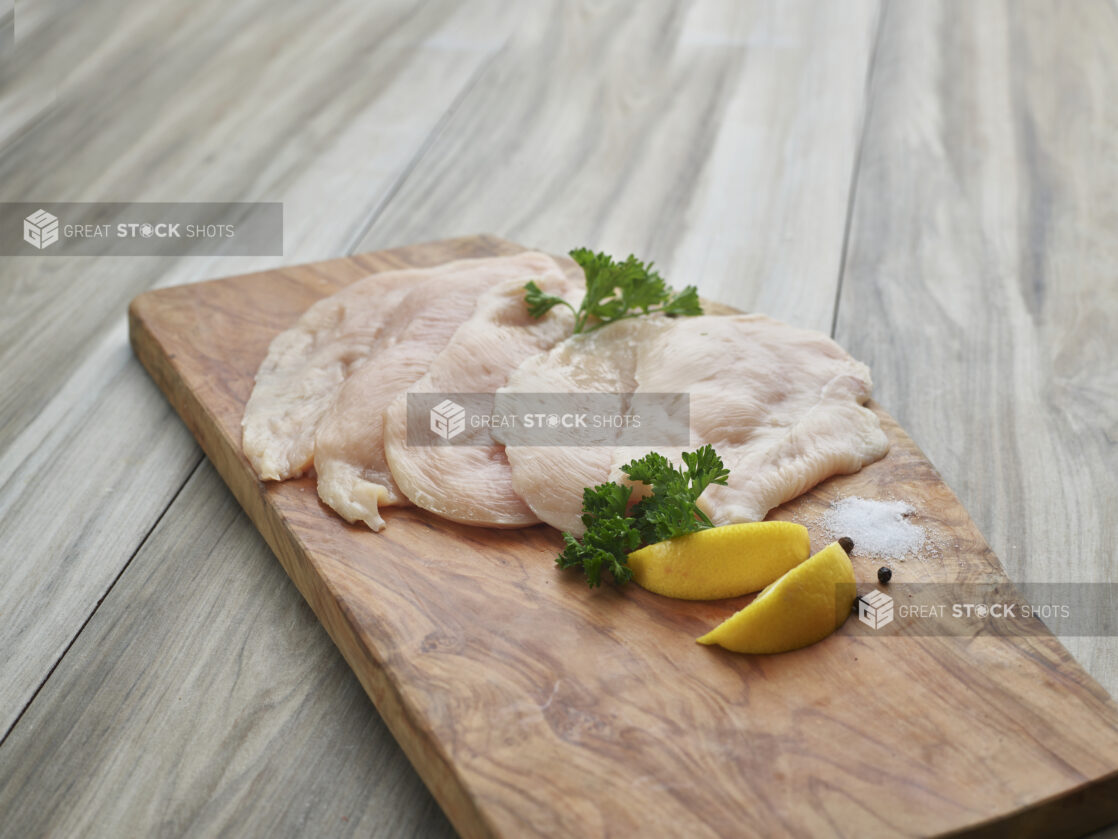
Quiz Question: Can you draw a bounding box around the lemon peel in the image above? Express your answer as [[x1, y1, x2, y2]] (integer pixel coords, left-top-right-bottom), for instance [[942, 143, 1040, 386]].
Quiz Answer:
[[628, 521, 810, 600], [697, 541, 856, 654]]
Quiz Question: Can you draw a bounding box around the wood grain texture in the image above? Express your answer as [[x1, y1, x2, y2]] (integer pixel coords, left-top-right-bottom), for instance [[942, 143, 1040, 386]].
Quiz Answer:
[[0, 0, 518, 740], [837, 0, 1118, 696], [128, 235, 1118, 838], [0, 461, 454, 839], [0, 336, 203, 738], [353, 0, 881, 333], [0, 0, 512, 443], [4, 1, 1118, 836], [0, 3, 886, 833]]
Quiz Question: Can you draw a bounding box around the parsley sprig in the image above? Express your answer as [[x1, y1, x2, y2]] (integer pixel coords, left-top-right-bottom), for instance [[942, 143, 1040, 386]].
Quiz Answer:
[[556, 445, 730, 587], [525, 248, 702, 334]]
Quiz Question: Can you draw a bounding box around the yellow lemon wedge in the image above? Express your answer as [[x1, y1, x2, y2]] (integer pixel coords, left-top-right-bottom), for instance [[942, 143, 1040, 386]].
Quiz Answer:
[[697, 541, 856, 654], [627, 521, 810, 600]]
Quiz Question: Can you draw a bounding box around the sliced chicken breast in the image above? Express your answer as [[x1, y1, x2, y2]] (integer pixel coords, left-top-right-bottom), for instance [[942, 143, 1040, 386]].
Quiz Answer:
[[492, 317, 667, 534], [242, 253, 565, 481], [501, 314, 890, 535], [382, 273, 581, 527], [242, 272, 419, 481], [313, 251, 573, 531]]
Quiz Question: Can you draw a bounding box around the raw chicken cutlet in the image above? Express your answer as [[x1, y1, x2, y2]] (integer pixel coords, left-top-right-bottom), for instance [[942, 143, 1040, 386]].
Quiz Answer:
[[314, 251, 574, 531], [242, 253, 563, 481], [499, 314, 889, 535], [382, 273, 582, 528], [242, 270, 418, 480]]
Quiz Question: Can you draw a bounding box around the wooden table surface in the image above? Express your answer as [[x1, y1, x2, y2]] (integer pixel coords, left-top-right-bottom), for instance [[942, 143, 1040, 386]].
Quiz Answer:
[[1, 1, 1115, 837]]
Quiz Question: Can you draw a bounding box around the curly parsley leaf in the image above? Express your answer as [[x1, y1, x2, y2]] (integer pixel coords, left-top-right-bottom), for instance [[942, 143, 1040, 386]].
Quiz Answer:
[[556, 445, 730, 587], [680, 444, 732, 499], [556, 518, 640, 587], [661, 284, 702, 318], [525, 248, 702, 334], [624, 444, 729, 544], [577, 481, 634, 525], [524, 279, 576, 319]]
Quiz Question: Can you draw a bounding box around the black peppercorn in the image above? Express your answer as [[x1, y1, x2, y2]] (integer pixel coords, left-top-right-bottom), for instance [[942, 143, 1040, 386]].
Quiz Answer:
[[877, 566, 892, 584], [838, 536, 854, 554]]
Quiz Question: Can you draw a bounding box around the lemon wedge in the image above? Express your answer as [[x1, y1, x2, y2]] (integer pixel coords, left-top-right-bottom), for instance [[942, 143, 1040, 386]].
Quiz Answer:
[[627, 521, 810, 600], [697, 541, 856, 654]]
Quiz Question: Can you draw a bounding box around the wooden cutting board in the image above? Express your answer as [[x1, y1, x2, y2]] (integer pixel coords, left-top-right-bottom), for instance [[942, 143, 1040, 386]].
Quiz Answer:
[[129, 235, 1118, 838]]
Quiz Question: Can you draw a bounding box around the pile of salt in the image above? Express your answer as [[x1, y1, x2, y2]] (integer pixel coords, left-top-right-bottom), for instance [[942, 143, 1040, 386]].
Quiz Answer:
[[821, 496, 925, 558]]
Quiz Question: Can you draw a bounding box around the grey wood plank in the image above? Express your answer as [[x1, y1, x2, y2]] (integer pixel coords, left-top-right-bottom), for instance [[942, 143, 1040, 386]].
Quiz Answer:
[[0, 461, 455, 839], [837, 0, 1118, 696], [0, 338, 203, 737], [353, 0, 882, 334], [0, 0, 518, 737], [0, 0, 512, 443]]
